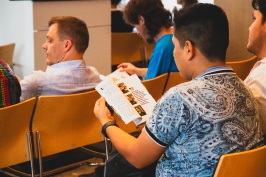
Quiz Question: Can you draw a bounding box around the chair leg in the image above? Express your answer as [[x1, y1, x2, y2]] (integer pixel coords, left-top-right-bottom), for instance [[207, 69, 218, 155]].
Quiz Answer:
[[36, 131, 43, 177], [103, 137, 110, 177], [26, 132, 36, 177]]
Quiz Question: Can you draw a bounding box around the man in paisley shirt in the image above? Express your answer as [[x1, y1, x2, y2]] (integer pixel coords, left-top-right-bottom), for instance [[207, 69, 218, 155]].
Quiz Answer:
[[94, 3, 264, 177]]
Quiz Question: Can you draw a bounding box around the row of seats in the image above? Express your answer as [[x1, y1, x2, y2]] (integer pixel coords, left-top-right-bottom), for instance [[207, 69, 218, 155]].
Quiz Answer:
[[0, 91, 106, 177], [0, 72, 185, 177]]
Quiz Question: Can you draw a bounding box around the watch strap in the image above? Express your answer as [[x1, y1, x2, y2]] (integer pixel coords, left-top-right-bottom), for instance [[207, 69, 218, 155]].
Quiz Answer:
[[101, 121, 119, 139]]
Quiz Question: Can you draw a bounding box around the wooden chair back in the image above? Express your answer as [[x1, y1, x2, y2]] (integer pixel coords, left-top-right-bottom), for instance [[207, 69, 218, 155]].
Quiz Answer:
[[0, 43, 15, 68], [111, 32, 144, 65], [142, 73, 169, 101], [0, 98, 36, 175], [163, 72, 189, 94], [31, 90, 103, 159], [213, 145, 266, 177], [115, 114, 145, 134], [226, 55, 258, 80]]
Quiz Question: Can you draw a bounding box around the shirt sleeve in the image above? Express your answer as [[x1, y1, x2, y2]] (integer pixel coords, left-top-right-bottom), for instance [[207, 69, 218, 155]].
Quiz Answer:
[[20, 73, 39, 102], [145, 89, 185, 147]]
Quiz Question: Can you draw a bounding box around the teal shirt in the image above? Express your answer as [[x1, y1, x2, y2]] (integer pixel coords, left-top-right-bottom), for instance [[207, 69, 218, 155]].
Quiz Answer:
[[145, 34, 178, 80]]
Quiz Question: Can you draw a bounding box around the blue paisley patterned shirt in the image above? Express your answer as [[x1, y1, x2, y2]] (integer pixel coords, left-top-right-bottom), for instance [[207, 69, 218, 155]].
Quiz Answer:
[[145, 66, 264, 177]]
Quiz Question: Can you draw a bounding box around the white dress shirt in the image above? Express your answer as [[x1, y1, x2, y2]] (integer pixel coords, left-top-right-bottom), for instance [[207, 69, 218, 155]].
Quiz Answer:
[[245, 57, 266, 134], [20, 60, 101, 101]]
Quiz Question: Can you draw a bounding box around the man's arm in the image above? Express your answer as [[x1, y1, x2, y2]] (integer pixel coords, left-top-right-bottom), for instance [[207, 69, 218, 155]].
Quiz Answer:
[[94, 97, 165, 169], [117, 63, 148, 78], [20, 74, 38, 102]]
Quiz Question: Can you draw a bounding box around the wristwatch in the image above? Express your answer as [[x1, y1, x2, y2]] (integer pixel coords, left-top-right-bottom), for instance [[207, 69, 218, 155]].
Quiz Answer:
[[101, 121, 119, 139]]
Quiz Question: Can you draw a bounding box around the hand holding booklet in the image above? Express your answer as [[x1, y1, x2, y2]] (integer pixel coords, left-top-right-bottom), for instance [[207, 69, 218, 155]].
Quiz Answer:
[[95, 69, 156, 126]]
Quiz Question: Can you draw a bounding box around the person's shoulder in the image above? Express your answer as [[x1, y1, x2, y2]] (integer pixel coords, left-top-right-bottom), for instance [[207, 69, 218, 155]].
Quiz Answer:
[[155, 34, 174, 48], [162, 81, 193, 99], [20, 70, 46, 83]]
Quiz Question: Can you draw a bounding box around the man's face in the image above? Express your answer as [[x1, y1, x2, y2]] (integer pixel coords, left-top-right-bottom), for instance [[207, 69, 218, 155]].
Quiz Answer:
[[247, 10, 266, 58], [134, 18, 154, 44], [134, 23, 149, 42], [42, 23, 65, 66]]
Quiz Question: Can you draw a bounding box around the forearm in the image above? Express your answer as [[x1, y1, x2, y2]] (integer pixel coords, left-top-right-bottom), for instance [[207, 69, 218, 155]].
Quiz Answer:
[[19, 75, 38, 102], [104, 124, 164, 169], [105, 125, 139, 165], [135, 68, 148, 78]]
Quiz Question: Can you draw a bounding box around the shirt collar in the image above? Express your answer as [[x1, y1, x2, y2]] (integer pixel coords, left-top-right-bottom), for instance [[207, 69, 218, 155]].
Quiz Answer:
[[195, 65, 234, 79], [46, 60, 85, 72]]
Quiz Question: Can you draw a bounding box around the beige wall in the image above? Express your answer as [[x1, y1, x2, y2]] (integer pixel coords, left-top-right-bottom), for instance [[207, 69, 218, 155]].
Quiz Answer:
[[33, 0, 111, 75], [215, 0, 254, 61]]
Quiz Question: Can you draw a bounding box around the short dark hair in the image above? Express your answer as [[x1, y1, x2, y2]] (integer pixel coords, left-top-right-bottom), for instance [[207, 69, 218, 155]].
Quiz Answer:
[[173, 3, 229, 61], [252, 0, 266, 24], [123, 0, 172, 43], [48, 16, 89, 54], [111, 0, 121, 5]]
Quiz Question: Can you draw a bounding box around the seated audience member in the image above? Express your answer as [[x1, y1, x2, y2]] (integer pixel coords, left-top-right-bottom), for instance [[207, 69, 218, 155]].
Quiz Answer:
[[245, 0, 266, 136], [20, 16, 101, 101], [177, 0, 198, 8], [94, 3, 264, 177], [111, 0, 134, 32], [118, 0, 179, 80], [0, 59, 21, 107]]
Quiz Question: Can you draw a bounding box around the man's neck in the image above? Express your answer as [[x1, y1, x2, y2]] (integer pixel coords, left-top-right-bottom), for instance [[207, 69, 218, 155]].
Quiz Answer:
[[154, 27, 173, 42]]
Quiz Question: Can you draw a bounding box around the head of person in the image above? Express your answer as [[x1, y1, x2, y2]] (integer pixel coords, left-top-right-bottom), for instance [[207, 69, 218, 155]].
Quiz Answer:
[[111, 0, 121, 6], [42, 16, 89, 66], [177, 0, 198, 8], [247, 0, 266, 59], [123, 0, 172, 44], [172, 3, 229, 80]]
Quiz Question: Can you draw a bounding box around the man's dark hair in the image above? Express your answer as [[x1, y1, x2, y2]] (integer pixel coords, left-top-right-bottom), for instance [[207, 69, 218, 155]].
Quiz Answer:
[[173, 3, 229, 61], [111, 0, 121, 5], [252, 0, 266, 24], [123, 0, 172, 43], [48, 16, 89, 54]]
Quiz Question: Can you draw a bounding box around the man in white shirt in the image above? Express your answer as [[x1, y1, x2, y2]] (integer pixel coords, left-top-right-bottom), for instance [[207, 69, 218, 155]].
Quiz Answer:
[[245, 0, 266, 135], [20, 16, 101, 101]]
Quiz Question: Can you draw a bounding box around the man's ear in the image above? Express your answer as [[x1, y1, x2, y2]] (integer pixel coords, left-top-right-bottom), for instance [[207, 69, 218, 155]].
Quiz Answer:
[[64, 40, 73, 52], [138, 15, 145, 25], [184, 40, 195, 61]]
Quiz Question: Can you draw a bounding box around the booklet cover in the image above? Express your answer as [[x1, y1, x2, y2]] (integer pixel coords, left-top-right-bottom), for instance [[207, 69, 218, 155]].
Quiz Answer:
[[95, 71, 156, 125]]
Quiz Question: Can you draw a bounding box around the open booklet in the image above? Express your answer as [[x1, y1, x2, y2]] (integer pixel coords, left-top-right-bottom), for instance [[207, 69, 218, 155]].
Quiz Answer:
[[95, 69, 157, 126]]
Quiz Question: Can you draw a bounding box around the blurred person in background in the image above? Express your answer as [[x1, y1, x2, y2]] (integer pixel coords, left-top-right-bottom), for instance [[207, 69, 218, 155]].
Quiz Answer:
[[111, 0, 134, 32], [118, 0, 179, 80], [0, 59, 21, 108]]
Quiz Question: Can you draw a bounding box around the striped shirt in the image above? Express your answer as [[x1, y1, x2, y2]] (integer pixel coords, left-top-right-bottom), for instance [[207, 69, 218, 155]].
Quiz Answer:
[[0, 60, 21, 108]]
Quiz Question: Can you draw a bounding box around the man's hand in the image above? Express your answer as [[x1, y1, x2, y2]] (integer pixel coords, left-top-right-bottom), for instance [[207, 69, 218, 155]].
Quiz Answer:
[[94, 97, 115, 126], [117, 63, 138, 75], [117, 63, 148, 77]]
